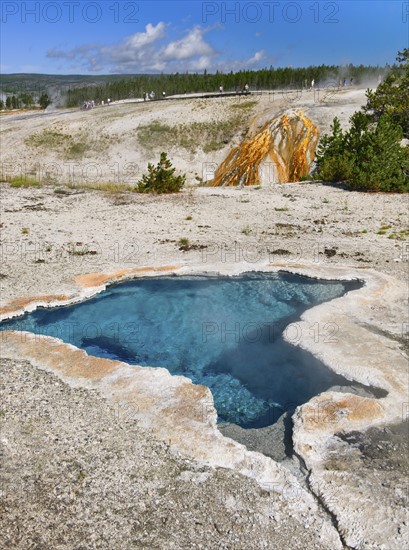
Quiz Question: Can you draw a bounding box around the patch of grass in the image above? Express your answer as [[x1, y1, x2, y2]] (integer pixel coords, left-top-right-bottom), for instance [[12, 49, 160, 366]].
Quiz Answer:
[[387, 229, 409, 240], [230, 101, 258, 110], [137, 114, 249, 154], [65, 142, 89, 159], [361, 229, 368, 233], [65, 181, 130, 194], [185, 215, 193, 221], [379, 224, 392, 230], [25, 127, 112, 160], [241, 225, 252, 236], [274, 207, 288, 212], [25, 129, 70, 148], [10, 176, 41, 188], [203, 140, 224, 153], [93, 182, 130, 194], [377, 229, 387, 235], [178, 237, 190, 246], [137, 121, 174, 148], [21, 228, 29, 234]]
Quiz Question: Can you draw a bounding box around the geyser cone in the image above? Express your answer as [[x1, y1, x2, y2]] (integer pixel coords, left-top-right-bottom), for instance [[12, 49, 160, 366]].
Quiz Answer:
[[211, 110, 319, 186]]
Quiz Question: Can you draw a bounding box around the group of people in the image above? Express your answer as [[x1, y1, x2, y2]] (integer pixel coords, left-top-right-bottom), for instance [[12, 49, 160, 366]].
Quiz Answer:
[[82, 100, 95, 110], [143, 91, 167, 101], [306, 78, 354, 90], [218, 83, 250, 94], [340, 78, 354, 87], [81, 98, 111, 110]]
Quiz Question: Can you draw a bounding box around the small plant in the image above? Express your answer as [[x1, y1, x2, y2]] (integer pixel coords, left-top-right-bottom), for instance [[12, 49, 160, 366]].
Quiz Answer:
[[379, 225, 392, 230], [10, 176, 41, 188], [21, 228, 29, 234], [136, 153, 185, 194], [377, 229, 387, 235], [242, 225, 252, 236], [322, 198, 330, 204], [178, 238, 190, 246], [185, 215, 193, 221], [343, 199, 348, 211], [361, 229, 368, 233], [274, 207, 288, 212]]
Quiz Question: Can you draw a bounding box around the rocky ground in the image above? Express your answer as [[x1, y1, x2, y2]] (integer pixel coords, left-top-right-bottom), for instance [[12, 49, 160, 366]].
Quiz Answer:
[[1, 358, 339, 550]]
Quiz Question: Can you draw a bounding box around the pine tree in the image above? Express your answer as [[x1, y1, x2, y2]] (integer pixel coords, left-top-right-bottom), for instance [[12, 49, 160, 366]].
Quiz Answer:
[[136, 153, 186, 194], [314, 117, 354, 182], [364, 48, 409, 138], [39, 93, 51, 109], [348, 115, 408, 192]]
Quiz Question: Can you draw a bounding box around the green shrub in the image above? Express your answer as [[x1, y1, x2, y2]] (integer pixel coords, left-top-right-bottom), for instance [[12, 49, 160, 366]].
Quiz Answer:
[[314, 49, 409, 193], [136, 153, 185, 194], [315, 114, 409, 192]]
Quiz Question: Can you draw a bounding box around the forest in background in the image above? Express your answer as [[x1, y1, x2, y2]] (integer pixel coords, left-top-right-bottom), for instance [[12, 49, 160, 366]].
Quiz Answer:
[[0, 63, 390, 109]]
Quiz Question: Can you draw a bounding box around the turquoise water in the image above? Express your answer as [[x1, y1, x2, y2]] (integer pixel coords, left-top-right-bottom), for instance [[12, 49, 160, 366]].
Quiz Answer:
[[1, 272, 364, 428]]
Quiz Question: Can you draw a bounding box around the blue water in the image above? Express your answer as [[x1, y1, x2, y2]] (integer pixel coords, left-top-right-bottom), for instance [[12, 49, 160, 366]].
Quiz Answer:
[[1, 272, 364, 428]]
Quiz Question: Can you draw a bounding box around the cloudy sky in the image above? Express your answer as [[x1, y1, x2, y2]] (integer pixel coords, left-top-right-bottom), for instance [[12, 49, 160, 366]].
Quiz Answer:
[[1, 1, 408, 74]]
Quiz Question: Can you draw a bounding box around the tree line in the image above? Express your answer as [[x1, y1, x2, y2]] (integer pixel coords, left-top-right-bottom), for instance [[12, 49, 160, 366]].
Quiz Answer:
[[0, 92, 51, 110], [64, 63, 387, 106]]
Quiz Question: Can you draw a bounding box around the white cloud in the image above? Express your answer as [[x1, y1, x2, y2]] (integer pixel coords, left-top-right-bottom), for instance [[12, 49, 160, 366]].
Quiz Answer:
[[211, 50, 266, 73], [246, 50, 264, 65], [46, 23, 264, 74], [127, 22, 166, 48], [162, 26, 215, 61]]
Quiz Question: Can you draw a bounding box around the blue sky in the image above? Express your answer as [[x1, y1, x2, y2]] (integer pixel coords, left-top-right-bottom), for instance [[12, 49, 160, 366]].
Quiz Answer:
[[1, 1, 408, 74]]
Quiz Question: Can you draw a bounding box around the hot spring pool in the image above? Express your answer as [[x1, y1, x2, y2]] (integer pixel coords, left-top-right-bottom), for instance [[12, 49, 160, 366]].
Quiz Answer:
[[1, 272, 372, 428]]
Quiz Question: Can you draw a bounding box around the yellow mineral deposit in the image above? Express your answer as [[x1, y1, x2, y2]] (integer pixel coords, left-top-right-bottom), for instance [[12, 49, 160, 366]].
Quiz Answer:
[[211, 110, 319, 186]]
